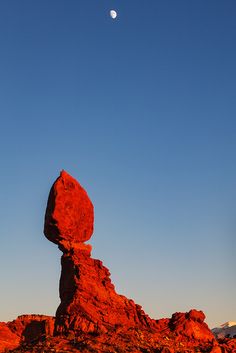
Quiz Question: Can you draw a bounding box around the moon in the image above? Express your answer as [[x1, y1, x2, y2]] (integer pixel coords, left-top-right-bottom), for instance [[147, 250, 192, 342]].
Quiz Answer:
[[110, 10, 117, 19]]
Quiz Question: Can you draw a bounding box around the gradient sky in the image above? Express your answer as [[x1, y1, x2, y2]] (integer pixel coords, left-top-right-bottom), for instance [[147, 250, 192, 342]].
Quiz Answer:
[[0, 0, 235, 329]]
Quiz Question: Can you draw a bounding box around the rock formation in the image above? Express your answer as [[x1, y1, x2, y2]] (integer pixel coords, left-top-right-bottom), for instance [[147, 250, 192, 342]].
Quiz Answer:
[[0, 170, 235, 353], [7, 315, 55, 342], [44, 170, 156, 336], [0, 315, 54, 352], [156, 309, 214, 342]]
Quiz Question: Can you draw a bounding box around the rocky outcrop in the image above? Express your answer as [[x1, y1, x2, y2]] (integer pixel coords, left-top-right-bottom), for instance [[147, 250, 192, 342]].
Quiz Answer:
[[0, 315, 54, 352], [156, 309, 214, 342], [8, 315, 55, 342]]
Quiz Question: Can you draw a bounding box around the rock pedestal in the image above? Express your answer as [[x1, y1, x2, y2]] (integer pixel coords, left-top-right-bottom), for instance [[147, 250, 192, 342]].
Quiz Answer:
[[54, 247, 156, 335]]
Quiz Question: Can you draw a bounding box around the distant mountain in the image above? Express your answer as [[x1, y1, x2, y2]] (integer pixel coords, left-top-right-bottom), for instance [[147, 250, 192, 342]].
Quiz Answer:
[[212, 321, 236, 338]]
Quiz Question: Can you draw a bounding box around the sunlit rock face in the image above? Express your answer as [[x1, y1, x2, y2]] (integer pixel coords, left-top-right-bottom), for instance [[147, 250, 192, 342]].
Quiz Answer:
[[44, 170, 94, 251]]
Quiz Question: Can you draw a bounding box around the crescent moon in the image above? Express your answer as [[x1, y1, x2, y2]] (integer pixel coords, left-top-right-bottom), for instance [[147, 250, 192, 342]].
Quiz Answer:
[[110, 10, 117, 19]]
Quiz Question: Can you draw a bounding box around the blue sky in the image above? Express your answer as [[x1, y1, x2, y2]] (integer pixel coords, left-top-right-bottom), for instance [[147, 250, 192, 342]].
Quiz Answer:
[[0, 0, 235, 328]]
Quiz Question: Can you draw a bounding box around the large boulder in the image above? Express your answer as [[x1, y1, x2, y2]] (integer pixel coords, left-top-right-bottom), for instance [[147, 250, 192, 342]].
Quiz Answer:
[[44, 170, 94, 251]]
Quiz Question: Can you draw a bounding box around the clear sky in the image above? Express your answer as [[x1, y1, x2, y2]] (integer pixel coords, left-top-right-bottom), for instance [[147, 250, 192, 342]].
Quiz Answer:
[[0, 0, 235, 329]]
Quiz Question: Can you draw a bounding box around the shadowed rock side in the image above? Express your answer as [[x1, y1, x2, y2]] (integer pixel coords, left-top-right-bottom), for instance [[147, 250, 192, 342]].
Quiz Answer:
[[1, 170, 235, 352]]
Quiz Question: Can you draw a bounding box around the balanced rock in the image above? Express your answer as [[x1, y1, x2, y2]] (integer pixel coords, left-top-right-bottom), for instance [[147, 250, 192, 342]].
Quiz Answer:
[[44, 170, 156, 336], [43, 171, 217, 346]]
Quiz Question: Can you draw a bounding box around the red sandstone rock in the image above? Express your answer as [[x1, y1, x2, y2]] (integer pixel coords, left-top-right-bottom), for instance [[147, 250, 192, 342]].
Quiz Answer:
[[42, 171, 216, 344], [8, 315, 55, 342], [0, 322, 20, 353], [0, 315, 54, 353], [210, 344, 222, 353], [44, 171, 156, 336], [156, 309, 214, 343], [169, 310, 214, 341], [44, 170, 94, 251], [54, 246, 156, 336]]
